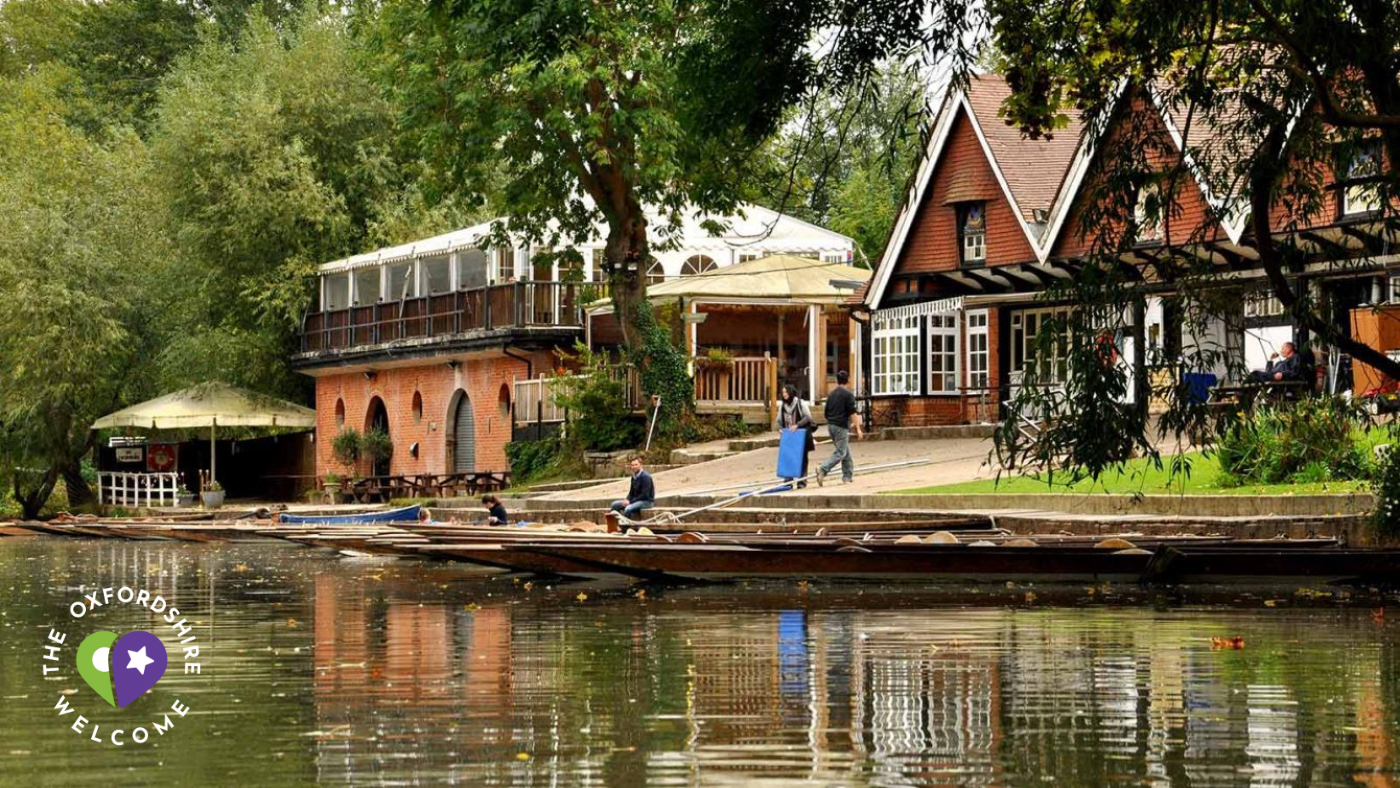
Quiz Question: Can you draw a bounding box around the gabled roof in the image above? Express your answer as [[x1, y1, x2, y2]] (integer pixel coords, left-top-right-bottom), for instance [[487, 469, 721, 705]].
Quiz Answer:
[[866, 74, 1085, 308]]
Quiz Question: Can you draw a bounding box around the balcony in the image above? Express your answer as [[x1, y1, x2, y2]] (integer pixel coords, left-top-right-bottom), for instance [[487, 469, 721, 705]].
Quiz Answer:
[[296, 281, 588, 365]]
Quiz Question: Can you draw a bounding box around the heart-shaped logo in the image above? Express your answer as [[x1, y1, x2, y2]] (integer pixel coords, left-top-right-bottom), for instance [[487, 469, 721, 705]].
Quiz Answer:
[[75, 630, 168, 708]]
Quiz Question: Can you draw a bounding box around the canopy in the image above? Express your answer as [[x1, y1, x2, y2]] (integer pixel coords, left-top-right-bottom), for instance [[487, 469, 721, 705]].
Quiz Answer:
[[591, 255, 872, 310], [91, 382, 315, 431]]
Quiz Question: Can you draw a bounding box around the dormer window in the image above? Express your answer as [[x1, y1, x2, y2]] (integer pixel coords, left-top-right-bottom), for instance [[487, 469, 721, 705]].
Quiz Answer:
[[1134, 183, 1163, 244], [1343, 141, 1382, 216], [959, 202, 986, 267]]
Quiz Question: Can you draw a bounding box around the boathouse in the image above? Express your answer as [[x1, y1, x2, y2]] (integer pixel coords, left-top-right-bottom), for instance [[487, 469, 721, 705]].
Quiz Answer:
[[294, 207, 853, 484]]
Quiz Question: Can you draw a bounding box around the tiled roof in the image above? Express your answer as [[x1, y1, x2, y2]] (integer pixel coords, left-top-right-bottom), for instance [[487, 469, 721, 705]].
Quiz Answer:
[[964, 74, 1086, 224]]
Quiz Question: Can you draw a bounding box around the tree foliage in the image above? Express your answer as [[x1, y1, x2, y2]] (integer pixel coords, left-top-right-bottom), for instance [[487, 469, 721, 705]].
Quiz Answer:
[[0, 71, 175, 517]]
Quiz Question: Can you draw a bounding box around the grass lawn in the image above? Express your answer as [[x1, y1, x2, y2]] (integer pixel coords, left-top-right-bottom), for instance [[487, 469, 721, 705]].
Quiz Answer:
[[894, 452, 1372, 496]]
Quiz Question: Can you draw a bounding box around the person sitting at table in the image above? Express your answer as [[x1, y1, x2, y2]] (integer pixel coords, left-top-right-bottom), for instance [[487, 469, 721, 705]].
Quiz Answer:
[[610, 457, 655, 520], [482, 494, 509, 525], [1250, 341, 1302, 383]]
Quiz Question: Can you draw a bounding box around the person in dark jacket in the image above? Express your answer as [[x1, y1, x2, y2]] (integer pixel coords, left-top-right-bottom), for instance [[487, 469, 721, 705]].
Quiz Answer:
[[1250, 342, 1302, 383], [777, 383, 815, 488], [815, 371, 864, 486], [482, 494, 509, 525], [610, 457, 655, 519]]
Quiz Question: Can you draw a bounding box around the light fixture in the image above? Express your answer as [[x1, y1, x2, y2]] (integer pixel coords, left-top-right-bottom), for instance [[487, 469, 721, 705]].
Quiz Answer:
[[362, 370, 377, 381], [447, 360, 461, 371]]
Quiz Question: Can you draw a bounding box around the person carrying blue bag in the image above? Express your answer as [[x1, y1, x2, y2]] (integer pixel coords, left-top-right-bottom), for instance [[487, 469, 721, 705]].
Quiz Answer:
[[777, 384, 815, 488]]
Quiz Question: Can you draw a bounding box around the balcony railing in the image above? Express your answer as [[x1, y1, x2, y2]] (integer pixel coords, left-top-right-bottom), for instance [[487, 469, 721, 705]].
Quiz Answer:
[[301, 281, 586, 353]]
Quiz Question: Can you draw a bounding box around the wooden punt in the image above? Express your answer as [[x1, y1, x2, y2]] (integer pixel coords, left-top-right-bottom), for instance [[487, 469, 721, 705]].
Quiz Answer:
[[518, 543, 1153, 582], [1142, 546, 1400, 584]]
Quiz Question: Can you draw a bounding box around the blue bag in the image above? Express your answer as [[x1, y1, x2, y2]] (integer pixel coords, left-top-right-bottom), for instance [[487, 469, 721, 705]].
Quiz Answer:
[[776, 429, 808, 479]]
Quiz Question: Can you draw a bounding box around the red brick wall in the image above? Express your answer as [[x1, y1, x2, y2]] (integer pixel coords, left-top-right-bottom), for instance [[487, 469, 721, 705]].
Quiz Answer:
[[895, 113, 1038, 278], [313, 351, 553, 479], [1052, 95, 1228, 258]]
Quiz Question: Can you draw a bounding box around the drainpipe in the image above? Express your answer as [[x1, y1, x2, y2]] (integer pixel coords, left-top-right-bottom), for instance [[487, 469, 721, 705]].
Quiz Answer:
[[502, 347, 534, 436]]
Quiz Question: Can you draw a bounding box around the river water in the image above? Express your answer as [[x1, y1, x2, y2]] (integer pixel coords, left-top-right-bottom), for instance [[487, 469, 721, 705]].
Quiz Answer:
[[2, 538, 1399, 787]]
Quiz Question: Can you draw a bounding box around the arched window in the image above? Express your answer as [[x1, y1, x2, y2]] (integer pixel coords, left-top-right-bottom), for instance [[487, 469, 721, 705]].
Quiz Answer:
[[411, 391, 423, 422], [681, 255, 716, 276], [334, 398, 345, 427], [498, 383, 511, 419], [647, 259, 667, 286]]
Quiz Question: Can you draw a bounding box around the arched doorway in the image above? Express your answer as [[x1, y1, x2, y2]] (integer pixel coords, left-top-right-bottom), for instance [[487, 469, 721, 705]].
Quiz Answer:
[[446, 390, 476, 474], [366, 396, 390, 477]]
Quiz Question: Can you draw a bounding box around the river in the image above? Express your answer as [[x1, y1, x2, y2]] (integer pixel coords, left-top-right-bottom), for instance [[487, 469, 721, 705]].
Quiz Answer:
[[1, 538, 1398, 786]]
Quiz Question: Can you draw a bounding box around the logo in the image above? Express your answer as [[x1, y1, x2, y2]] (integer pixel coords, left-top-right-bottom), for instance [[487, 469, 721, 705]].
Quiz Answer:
[[43, 586, 203, 747]]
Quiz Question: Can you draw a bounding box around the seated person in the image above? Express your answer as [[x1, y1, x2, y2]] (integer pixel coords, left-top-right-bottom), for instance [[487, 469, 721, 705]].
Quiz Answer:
[[610, 457, 655, 519], [1249, 341, 1302, 383], [482, 494, 509, 525]]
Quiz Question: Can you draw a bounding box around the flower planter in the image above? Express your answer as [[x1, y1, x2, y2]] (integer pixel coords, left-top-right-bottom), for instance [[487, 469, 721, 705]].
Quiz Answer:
[[201, 490, 225, 509], [177, 494, 196, 508], [323, 483, 341, 505]]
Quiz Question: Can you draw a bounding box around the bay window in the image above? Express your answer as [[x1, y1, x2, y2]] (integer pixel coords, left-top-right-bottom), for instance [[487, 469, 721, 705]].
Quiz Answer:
[[871, 310, 922, 395], [928, 313, 960, 393]]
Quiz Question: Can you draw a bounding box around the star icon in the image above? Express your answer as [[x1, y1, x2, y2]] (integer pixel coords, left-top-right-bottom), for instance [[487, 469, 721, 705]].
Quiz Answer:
[[126, 646, 155, 675]]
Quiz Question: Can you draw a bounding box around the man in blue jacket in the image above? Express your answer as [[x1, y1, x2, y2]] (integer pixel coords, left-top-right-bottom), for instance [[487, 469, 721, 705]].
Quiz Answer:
[[610, 457, 655, 519]]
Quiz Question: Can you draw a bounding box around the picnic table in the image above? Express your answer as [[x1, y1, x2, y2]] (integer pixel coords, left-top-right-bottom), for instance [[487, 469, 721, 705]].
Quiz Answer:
[[347, 472, 512, 502], [1208, 379, 1311, 410]]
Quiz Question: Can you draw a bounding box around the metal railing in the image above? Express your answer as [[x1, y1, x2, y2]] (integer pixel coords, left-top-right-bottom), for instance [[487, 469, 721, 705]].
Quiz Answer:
[[98, 472, 180, 508], [301, 281, 585, 353]]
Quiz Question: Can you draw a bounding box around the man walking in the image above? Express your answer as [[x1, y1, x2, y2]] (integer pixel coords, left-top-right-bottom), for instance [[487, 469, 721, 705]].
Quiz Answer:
[[815, 370, 863, 486], [610, 457, 656, 519]]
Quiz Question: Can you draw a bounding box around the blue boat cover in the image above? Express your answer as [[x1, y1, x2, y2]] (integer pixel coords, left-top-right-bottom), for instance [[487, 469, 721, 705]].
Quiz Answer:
[[280, 504, 422, 525], [776, 429, 807, 478]]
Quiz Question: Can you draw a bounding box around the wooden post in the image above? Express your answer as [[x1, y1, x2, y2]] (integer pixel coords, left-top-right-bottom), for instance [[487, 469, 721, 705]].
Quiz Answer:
[[766, 352, 778, 428]]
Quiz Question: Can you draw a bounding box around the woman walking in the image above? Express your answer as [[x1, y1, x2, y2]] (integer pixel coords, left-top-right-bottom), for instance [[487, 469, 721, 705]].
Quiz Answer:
[[777, 384, 816, 488]]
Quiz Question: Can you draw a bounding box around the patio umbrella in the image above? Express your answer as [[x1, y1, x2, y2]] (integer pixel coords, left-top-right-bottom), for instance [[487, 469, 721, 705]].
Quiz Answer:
[[91, 382, 316, 485]]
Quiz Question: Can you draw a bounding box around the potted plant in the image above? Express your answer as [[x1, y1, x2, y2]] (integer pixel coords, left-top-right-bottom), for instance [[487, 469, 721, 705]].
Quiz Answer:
[[333, 428, 362, 469], [695, 347, 735, 371], [323, 473, 342, 504], [201, 479, 225, 509], [360, 427, 393, 471], [176, 485, 196, 508]]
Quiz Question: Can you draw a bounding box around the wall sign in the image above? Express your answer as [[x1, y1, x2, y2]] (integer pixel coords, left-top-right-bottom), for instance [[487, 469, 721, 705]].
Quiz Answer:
[[114, 447, 144, 464]]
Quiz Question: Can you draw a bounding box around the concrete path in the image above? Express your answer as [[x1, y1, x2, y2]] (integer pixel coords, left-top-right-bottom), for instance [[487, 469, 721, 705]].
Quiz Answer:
[[535, 433, 999, 502]]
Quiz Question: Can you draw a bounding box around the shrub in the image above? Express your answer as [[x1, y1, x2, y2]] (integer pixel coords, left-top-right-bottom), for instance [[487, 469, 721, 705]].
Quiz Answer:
[[1374, 445, 1400, 537], [1217, 397, 1368, 485], [360, 427, 393, 465], [506, 438, 562, 482], [553, 344, 643, 451], [332, 428, 362, 468]]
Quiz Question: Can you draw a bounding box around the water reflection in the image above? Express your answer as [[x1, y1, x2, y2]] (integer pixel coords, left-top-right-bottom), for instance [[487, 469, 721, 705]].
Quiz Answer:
[[1, 539, 1399, 786]]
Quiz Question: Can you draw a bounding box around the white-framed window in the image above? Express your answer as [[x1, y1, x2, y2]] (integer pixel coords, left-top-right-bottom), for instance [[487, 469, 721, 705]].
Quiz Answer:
[[871, 310, 922, 395], [821, 251, 849, 264], [738, 252, 763, 263], [591, 249, 607, 282], [1134, 183, 1162, 243], [1010, 306, 1072, 384], [456, 248, 489, 290], [928, 313, 960, 394], [966, 309, 990, 390], [422, 255, 451, 295], [386, 261, 415, 299], [959, 202, 986, 266], [1389, 274, 1400, 304], [647, 259, 667, 285], [323, 272, 350, 311], [681, 255, 716, 276], [493, 248, 515, 283], [352, 267, 380, 306], [1344, 141, 1382, 216], [1243, 290, 1285, 318]]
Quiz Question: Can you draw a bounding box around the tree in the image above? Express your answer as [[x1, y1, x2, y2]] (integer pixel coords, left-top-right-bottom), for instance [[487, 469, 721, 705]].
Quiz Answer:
[[756, 64, 927, 264], [0, 71, 174, 517], [371, 0, 839, 431], [149, 11, 402, 398]]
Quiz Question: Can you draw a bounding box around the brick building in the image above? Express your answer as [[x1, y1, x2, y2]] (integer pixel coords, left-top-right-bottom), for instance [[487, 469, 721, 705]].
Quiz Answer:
[[294, 207, 853, 481], [858, 74, 1400, 426]]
